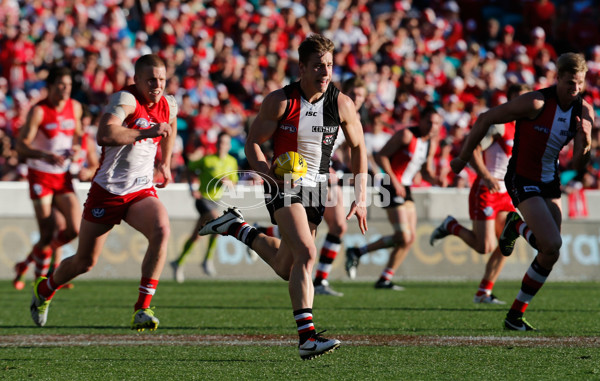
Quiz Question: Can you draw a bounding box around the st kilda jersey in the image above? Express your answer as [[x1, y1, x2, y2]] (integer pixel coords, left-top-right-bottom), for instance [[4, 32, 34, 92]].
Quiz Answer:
[[508, 86, 582, 183], [390, 127, 430, 186], [272, 82, 341, 185]]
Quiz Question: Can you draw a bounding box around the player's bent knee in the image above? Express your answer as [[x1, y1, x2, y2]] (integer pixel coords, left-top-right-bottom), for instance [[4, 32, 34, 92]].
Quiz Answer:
[[328, 222, 347, 237], [151, 222, 171, 243], [73, 255, 97, 275], [539, 236, 562, 256], [274, 267, 290, 281], [392, 231, 410, 246], [474, 242, 494, 254], [65, 228, 79, 241]]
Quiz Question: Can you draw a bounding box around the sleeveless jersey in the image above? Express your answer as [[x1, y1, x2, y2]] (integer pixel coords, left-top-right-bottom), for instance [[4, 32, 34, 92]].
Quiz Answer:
[[483, 121, 515, 182], [508, 86, 582, 183], [272, 82, 341, 185], [390, 127, 430, 186], [93, 85, 176, 195], [27, 98, 77, 174]]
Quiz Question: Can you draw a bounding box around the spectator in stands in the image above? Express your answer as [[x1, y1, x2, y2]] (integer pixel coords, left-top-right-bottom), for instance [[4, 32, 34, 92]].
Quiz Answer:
[[525, 26, 557, 63], [0, 0, 597, 189]]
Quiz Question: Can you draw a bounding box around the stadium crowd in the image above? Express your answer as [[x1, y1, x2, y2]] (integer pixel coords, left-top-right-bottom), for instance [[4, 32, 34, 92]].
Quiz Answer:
[[1, 0, 600, 212]]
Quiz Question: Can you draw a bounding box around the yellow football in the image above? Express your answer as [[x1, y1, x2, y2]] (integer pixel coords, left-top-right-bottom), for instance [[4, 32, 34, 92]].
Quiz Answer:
[[273, 151, 308, 181]]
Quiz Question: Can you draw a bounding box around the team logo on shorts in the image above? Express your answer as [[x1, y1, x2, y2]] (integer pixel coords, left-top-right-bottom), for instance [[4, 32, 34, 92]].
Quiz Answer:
[[33, 183, 43, 196], [483, 206, 494, 217], [523, 185, 540, 193], [135, 118, 150, 129], [91, 208, 105, 218]]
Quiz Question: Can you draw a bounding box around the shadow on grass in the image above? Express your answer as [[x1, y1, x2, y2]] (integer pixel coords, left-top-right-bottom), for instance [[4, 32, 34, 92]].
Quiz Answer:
[[157, 304, 597, 314]]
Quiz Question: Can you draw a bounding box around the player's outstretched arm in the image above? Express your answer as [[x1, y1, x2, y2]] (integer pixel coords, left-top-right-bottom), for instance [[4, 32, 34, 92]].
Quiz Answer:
[[451, 91, 543, 174], [338, 93, 368, 234]]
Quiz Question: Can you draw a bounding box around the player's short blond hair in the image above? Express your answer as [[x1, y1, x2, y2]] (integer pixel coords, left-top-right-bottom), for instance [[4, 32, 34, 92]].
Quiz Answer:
[[556, 53, 587, 76], [134, 54, 165, 75]]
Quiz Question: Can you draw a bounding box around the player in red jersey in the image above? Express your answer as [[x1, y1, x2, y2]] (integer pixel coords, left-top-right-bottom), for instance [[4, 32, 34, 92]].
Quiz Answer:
[[451, 53, 593, 331], [14, 67, 83, 290], [30, 54, 177, 332], [199, 34, 368, 360], [430, 84, 530, 305]]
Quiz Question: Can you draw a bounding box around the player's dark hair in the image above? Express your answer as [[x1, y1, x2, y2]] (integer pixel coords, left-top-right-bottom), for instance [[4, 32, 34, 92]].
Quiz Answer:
[[506, 83, 531, 101], [419, 102, 438, 118], [298, 34, 335, 65], [46, 66, 72, 86], [341, 76, 365, 94]]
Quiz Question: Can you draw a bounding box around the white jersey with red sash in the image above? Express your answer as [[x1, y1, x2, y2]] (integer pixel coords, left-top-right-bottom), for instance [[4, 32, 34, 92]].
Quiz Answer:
[[272, 82, 341, 186], [93, 85, 176, 195], [27, 98, 76, 174], [508, 86, 581, 183], [390, 127, 430, 186]]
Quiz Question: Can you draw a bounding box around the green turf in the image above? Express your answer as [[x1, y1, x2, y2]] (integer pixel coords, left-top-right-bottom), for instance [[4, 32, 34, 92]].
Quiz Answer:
[[2, 280, 600, 380]]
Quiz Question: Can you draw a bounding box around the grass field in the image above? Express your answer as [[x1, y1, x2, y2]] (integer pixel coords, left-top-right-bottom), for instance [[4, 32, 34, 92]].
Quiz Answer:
[[2, 279, 600, 380]]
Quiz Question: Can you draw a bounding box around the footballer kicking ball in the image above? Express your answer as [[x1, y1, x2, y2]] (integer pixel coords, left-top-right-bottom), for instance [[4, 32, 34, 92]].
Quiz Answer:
[[273, 151, 308, 182]]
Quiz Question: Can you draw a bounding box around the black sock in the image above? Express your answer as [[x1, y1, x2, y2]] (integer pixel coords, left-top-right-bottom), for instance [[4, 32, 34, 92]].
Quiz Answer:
[[294, 308, 314, 345], [227, 222, 259, 247]]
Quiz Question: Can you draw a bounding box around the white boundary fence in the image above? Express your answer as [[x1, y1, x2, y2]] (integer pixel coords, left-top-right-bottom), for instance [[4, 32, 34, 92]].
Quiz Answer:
[[1, 182, 599, 281]]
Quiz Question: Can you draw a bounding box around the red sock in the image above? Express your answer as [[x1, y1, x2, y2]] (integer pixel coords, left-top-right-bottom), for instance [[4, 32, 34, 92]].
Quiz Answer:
[[475, 279, 494, 297], [37, 274, 59, 300], [50, 230, 73, 250], [380, 268, 394, 282], [134, 277, 159, 311], [33, 246, 53, 278], [446, 219, 464, 236]]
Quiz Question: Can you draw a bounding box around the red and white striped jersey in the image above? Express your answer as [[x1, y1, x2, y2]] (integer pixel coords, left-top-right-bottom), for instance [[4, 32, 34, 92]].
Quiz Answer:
[[390, 127, 430, 186], [27, 98, 77, 174], [483, 121, 515, 182], [509, 86, 581, 183], [272, 82, 341, 184], [93, 85, 177, 195]]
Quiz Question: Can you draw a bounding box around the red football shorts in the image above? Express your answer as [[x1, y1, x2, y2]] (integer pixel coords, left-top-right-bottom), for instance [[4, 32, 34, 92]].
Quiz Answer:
[[469, 179, 515, 220], [83, 182, 158, 225], [27, 168, 75, 200]]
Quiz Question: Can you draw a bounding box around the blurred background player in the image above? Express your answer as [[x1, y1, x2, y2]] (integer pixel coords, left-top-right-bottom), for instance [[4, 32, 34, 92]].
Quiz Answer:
[[346, 104, 443, 290], [312, 76, 368, 297], [13, 67, 83, 289], [199, 34, 368, 359], [29, 54, 177, 331], [171, 132, 238, 281], [450, 53, 593, 331], [429, 83, 530, 304]]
